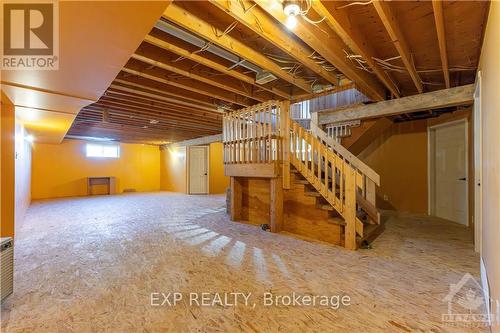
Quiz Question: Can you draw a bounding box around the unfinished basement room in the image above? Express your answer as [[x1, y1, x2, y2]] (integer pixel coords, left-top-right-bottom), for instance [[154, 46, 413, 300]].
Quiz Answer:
[[1, 0, 499, 332]]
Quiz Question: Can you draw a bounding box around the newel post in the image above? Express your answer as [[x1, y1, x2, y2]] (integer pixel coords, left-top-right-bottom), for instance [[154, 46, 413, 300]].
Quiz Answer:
[[281, 100, 291, 189]]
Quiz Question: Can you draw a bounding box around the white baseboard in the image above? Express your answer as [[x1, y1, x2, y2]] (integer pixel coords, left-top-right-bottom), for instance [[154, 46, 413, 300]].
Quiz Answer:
[[480, 257, 492, 326]]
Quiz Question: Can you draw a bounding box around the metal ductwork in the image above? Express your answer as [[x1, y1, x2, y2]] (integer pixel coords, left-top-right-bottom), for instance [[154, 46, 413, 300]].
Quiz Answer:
[[155, 20, 263, 74]]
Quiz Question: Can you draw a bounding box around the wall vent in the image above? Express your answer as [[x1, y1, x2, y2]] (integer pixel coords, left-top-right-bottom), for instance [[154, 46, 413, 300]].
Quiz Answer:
[[1, 237, 14, 303]]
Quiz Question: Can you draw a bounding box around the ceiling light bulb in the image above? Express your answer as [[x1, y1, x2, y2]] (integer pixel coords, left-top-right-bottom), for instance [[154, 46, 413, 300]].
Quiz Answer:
[[283, 2, 300, 17], [286, 15, 298, 30]]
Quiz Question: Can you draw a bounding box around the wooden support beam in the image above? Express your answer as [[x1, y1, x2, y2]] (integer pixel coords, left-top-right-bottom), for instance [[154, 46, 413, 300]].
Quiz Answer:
[[311, 1, 400, 97], [163, 3, 313, 93], [432, 0, 450, 88], [270, 177, 283, 233], [132, 45, 273, 102], [373, 0, 423, 94], [122, 63, 251, 107], [255, 0, 386, 101], [209, 0, 339, 87], [165, 134, 222, 148], [319, 84, 474, 124], [230, 177, 242, 221], [145, 33, 291, 100]]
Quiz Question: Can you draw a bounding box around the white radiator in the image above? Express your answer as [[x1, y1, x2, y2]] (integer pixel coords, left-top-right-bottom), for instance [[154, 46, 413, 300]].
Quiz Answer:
[[1, 237, 13, 302]]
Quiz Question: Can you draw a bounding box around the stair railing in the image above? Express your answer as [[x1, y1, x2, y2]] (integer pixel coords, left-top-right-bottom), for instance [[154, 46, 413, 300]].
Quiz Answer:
[[288, 118, 358, 250], [310, 118, 380, 224]]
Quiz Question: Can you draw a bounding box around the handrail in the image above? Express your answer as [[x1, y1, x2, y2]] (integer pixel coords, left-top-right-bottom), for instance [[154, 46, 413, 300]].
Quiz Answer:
[[222, 101, 283, 164], [288, 118, 358, 249], [310, 121, 380, 186]]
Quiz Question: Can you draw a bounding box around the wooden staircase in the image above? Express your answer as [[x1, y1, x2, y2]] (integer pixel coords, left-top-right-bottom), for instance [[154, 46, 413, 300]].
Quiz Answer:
[[222, 100, 384, 250], [288, 118, 384, 249]]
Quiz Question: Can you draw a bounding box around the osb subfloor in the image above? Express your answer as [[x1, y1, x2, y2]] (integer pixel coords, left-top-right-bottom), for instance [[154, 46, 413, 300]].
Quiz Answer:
[[1, 192, 485, 332]]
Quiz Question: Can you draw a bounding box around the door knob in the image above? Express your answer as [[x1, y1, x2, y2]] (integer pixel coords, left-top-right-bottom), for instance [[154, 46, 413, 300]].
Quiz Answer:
[[458, 177, 466, 181]]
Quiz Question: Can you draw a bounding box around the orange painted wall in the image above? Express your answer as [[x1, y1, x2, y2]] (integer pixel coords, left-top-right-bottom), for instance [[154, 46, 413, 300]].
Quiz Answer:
[[1, 92, 16, 238], [32, 139, 160, 199], [160, 146, 187, 193], [160, 142, 228, 194], [358, 120, 429, 213], [209, 142, 229, 194]]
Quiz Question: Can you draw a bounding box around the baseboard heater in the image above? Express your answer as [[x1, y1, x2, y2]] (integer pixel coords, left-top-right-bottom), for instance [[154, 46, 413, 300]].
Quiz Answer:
[[1, 237, 14, 303]]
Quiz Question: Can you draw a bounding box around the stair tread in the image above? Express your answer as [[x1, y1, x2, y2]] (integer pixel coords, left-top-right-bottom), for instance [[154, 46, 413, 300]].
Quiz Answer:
[[304, 191, 321, 197], [328, 217, 346, 226]]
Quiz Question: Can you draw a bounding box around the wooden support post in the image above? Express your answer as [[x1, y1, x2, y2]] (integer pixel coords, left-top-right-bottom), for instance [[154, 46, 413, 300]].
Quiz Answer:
[[270, 177, 283, 233], [281, 101, 291, 189], [344, 165, 357, 250], [230, 177, 242, 221]]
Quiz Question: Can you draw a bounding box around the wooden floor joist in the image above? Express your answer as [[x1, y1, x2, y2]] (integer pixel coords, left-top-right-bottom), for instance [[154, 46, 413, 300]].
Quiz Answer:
[[318, 84, 474, 124], [163, 3, 313, 94]]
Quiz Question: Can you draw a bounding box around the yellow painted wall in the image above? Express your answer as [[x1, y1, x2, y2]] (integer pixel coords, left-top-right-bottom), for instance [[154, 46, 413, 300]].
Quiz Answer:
[[209, 142, 229, 194], [358, 120, 429, 214], [160, 146, 187, 193], [478, 3, 500, 330], [32, 139, 160, 199], [160, 142, 228, 194], [1, 92, 16, 238]]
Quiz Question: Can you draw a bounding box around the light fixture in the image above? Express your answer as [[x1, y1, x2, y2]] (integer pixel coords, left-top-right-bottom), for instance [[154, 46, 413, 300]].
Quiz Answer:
[[283, 1, 301, 30], [283, 1, 300, 16]]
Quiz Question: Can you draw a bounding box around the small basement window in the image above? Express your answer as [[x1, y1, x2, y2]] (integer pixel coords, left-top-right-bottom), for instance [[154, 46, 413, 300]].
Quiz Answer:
[[86, 144, 120, 158]]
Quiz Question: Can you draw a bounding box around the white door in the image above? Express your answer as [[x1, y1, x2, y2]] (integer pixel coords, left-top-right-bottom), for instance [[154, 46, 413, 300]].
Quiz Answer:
[[189, 146, 208, 194], [430, 120, 468, 225]]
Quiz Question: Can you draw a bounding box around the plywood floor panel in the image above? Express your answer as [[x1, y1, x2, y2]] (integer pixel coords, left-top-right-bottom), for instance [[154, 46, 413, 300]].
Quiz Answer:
[[0, 193, 485, 332]]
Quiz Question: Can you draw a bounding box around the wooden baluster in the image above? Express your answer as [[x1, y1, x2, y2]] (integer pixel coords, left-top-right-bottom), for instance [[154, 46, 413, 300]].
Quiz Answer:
[[268, 105, 272, 162], [344, 163, 357, 250]]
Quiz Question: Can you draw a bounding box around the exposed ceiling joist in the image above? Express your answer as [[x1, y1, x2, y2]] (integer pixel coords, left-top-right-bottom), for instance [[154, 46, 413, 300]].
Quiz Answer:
[[254, 0, 386, 101], [131, 49, 270, 102], [144, 33, 291, 99], [373, 0, 423, 94], [93, 99, 221, 127], [311, 1, 400, 97], [209, 0, 340, 87], [162, 3, 313, 94], [319, 84, 474, 124], [122, 63, 250, 107], [112, 73, 225, 111], [432, 0, 450, 89], [107, 85, 217, 113], [102, 93, 221, 118]]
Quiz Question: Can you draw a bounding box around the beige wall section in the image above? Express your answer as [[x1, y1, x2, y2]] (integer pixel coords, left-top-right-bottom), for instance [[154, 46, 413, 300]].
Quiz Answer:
[[358, 120, 429, 213], [160, 142, 228, 194], [14, 121, 32, 230], [160, 146, 187, 193], [478, 2, 500, 331], [31, 140, 160, 199], [1, 93, 16, 238], [209, 142, 229, 194], [357, 110, 473, 216]]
